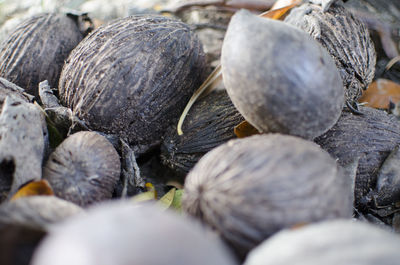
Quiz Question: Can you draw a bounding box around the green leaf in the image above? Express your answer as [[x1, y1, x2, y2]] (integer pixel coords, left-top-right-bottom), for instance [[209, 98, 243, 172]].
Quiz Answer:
[[171, 189, 183, 212], [158, 188, 176, 210]]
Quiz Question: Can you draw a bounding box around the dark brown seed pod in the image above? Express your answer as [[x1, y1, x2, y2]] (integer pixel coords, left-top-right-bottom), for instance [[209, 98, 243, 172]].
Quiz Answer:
[[0, 13, 86, 97], [244, 220, 400, 265], [183, 134, 353, 259], [59, 15, 206, 155], [43, 131, 120, 207], [284, 2, 376, 103], [221, 10, 344, 140], [32, 202, 238, 265], [315, 106, 400, 212], [161, 90, 244, 176]]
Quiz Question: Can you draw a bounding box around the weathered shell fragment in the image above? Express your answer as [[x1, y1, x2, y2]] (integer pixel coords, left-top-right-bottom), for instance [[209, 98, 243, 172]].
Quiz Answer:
[[161, 90, 244, 176], [183, 134, 352, 258], [0, 77, 32, 104], [0, 13, 86, 97], [285, 2, 376, 103], [32, 202, 238, 265], [43, 131, 120, 207], [244, 220, 400, 265], [0, 97, 47, 202], [59, 15, 206, 154], [221, 10, 344, 139], [0, 196, 82, 265], [315, 106, 400, 212], [0, 196, 82, 229]]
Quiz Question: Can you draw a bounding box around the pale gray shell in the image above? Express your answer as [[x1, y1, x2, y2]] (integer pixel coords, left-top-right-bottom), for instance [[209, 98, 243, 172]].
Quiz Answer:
[[43, 131, 120, 207], [244, 220, 400, 265], [183, 134, 353, 258], [32, 202, 238, 265], [285, 3, 376, 102], [0, 196, 82, 229], [0, 96, 46, 202], [221, 10, 344, 140]]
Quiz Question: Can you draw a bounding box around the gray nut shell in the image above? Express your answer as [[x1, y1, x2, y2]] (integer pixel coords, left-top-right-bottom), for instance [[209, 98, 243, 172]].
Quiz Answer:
[[183, 134, 353, 258], [32, 202, 238, 265], [43, 131, 120, 207], [285, 3, 376, 103], [221, 10, 344, 139], [244, 220, 400, 265]]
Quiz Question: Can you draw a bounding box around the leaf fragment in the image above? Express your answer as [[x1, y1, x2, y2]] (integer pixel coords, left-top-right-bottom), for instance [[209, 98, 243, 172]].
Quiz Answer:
[[359, 79, 400, 109], [234, 120, 260, 138], [11, 180, 54, 201], [158, 188, 176, 210]]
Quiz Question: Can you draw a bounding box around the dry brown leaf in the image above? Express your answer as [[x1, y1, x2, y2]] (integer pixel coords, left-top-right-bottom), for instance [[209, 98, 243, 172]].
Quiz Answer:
[[234, 120, 260, 138], [11, 180, 54, 201], [359, 79, 400, 109]]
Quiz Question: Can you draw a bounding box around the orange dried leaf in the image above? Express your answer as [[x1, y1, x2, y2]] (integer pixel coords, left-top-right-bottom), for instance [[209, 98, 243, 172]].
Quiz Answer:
[[259, 0, 301, 20], [359, 79, 400, 109], [11, 180, 54, 201], [234, 120, 260, 138]]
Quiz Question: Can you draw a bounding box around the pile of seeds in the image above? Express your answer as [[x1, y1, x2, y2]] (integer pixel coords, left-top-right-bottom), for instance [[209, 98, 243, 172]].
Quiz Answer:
[[0, 1, 399, 265]]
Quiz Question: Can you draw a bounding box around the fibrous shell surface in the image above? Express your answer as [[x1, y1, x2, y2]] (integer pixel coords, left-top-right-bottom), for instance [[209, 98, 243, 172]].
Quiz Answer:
[[59, 15, 206, 154], [315, 106, 400, 211], [183, 134, 352, 258], [0, 13, 84, 97], [161, 90, 244, 176], [284, 3, 376, 103], [221, 10, 344, 139]]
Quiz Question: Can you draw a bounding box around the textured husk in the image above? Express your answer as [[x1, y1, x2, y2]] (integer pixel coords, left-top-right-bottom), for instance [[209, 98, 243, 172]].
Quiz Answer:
[[244, 220, 400, 265], [43, 131, 121, 207], [59, 15, 206, 155], [161, 90, 244, 176], [221, 10, 344, 140], [0, 13, 84, 97], [32, 202, 238, 265], [315, 106, 400, 211], [284, 3, 376, 103], [183, 134, 353, 259]]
